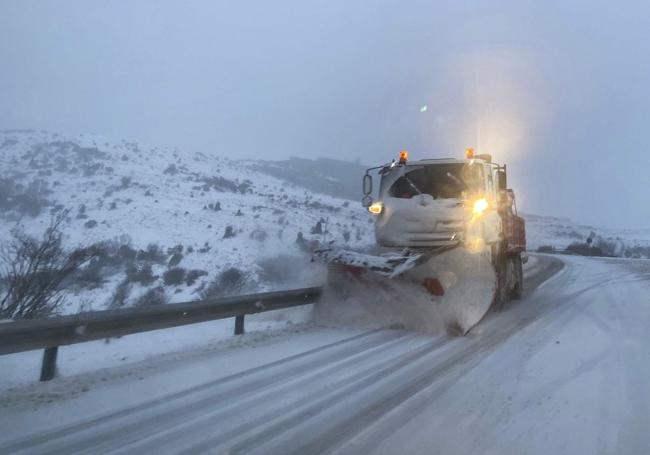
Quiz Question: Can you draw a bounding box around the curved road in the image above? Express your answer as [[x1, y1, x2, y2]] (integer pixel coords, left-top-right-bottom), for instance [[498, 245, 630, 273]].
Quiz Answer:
[[2, 254, 650, 454]]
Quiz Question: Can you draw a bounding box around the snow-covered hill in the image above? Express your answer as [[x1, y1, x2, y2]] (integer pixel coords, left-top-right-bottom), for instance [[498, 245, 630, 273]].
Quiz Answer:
[[0, 130, 375, 314], [524, 212, 650, 254]]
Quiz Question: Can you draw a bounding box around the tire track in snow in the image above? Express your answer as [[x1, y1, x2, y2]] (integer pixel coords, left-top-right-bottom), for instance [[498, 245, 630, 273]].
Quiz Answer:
[[1, 329, 389, 454], [101, 332, 426, 455]]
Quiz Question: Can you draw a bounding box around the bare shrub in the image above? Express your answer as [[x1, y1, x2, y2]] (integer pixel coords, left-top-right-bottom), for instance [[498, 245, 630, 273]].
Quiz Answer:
[[310, 220, 324, 235], [137, 243, 167, 263], [76, 204, 88, 219], [249, 227, 268, 242], [0, 212, 97, 319], [0, 178, 51, 217], [166, 244, 183, 255], [200, 267, 252, 299], [125, 263, 155, 285], [565, 242, 604, 257], [185, 269, 208, 286], [594, 238, 618, 256], [118, 244, 137, 261], [119, 176, 131, 189], [223, 226, 236, 239], [168, 252, 183, 267], [74, 258, 105, 289], [163, 267, 186, 286], [163, 164, 178, 175], [108, 279, 131, 308], [135, 286, 168, 306]]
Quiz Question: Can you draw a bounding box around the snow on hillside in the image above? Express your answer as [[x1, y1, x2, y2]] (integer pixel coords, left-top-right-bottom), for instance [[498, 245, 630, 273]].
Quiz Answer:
[[524, 212, 650, 253], [0, 130, 375, 314]]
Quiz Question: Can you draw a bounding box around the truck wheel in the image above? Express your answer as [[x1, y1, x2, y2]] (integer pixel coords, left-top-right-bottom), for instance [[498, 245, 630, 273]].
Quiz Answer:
[[510, 253, 524, 300], [492, 252, 509, 312]]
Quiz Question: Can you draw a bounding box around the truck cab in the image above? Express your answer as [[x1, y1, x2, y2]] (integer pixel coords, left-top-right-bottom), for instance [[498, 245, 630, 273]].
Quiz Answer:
[[363, 150, 508, 250]]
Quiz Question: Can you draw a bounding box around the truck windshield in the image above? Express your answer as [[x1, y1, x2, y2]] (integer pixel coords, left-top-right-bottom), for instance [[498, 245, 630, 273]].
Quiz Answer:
[[388, 163, 480, 199]]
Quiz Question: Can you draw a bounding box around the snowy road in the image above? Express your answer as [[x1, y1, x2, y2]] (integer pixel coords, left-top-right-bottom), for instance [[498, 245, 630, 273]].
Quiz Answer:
[[2, 254, 650, 454]]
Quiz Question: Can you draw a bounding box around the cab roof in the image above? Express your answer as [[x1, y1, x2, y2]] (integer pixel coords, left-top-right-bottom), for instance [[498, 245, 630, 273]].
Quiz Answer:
[[402, 157, 493, 166]]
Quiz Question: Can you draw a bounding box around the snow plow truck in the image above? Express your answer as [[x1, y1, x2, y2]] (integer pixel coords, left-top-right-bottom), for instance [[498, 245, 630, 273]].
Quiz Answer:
[[315, 148, 526, 335]]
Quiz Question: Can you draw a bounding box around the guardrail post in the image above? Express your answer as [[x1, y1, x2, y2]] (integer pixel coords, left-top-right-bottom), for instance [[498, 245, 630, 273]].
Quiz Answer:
[[40, 346, 58, 381], [234, 315, 245, 335]]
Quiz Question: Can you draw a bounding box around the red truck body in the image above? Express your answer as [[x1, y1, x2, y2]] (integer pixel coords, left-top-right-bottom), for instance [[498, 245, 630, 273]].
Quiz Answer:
[[500, 189, 526, 253]]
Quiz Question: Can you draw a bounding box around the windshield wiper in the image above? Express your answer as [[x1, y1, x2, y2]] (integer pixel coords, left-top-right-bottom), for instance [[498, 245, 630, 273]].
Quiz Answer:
[[445, 172, 466, 190], [404, 175, 423, 196]]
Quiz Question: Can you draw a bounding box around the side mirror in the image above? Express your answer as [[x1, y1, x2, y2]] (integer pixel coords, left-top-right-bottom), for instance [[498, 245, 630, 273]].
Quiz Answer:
[[362, 173, 373, 196], [361, 195, 372, 207], [497, 170, 507, 191]]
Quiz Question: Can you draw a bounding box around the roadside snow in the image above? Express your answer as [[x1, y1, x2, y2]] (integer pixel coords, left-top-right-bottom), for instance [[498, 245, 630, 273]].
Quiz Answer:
[[0, 323, 365, 444], [0, 306, 313, 396]]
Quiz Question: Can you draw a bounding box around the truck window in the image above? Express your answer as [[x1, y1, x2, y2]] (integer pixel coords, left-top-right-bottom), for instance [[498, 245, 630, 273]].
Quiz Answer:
[[388, 163, 480, 199]]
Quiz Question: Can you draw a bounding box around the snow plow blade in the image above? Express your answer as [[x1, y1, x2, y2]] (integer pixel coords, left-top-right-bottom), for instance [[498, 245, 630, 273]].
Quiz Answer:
[[407, 248, 496, 335], [313, 247, 432, 278], [315, 246, 497, 335]]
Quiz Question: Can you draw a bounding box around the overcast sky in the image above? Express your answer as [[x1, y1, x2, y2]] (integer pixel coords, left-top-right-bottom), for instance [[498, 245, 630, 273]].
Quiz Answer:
[[1, 1, 649, 227]]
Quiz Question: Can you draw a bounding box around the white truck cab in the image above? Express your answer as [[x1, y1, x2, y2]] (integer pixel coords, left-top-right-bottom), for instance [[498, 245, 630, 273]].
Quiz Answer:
[[365, 152, 504, 249]]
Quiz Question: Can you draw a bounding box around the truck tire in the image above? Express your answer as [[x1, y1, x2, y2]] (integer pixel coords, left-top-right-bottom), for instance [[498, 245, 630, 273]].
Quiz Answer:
[[492, 249, 509, 312], [510, 253, 524, 300]]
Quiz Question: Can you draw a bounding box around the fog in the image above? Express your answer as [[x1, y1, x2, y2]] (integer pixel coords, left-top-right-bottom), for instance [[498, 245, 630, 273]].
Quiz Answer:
[[1, 0, 649, 227]]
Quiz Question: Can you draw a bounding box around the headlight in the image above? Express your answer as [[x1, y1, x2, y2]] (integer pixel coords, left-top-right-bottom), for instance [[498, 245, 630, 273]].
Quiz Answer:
[[368, 202, 383, 214], [472, 198, 488, 216]]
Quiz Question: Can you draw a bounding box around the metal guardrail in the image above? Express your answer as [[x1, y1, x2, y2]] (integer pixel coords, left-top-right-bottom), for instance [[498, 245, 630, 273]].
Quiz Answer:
[[0, 286, 322, 381]]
